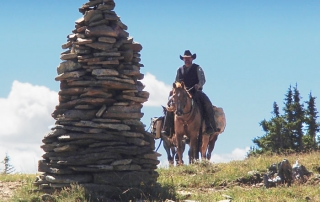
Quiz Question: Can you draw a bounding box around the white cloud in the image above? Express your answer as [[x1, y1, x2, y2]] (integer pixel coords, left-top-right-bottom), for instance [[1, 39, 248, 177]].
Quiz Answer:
[[0, 81, 58, 174], [143, 73, 172, 107], [210, 147, 251, 163]]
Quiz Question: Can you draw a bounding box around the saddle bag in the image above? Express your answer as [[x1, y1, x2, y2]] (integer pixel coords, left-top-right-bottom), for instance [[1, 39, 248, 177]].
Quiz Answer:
[[213, 106, 226, 134], [150, 117, 163, 139]]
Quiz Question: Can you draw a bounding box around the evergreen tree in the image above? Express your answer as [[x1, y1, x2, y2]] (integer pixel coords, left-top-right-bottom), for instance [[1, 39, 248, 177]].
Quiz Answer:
[[305, 92, 320, 149], [292, 84, 304, 151], [272, 102, 284, 151], [252, 102, 284, 153], [282, 85, 295, 150], [249, 84, 320, 156], [1, 153, 15, 174]]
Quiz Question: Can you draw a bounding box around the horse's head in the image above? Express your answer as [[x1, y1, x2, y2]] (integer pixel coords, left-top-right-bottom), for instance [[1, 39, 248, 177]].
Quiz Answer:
[[172, 82, 192, 116]]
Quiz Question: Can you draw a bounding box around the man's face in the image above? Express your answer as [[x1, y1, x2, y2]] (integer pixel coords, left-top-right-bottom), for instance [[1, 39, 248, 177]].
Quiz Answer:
[[183, 57, 193, 67]]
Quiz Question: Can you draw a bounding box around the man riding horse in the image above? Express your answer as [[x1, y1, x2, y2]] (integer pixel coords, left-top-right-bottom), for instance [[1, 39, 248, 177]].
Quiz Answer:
[[161, 50, 219, 137]]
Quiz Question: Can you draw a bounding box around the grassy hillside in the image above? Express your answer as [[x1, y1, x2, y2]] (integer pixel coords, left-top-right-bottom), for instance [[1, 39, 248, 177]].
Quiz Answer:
[[1, 151, 320, 201]]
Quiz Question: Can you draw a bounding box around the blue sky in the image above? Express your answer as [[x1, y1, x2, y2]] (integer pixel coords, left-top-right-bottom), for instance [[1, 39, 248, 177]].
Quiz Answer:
[[0, 1, 319, 173]]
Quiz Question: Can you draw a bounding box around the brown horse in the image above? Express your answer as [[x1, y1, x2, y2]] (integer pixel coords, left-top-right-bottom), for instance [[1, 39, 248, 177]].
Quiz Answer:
[[171, 81, 202, 165]]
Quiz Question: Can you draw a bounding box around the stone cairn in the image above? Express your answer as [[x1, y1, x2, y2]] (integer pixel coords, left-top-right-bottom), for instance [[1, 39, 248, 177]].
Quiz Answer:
[[35, 0, 160, 199]]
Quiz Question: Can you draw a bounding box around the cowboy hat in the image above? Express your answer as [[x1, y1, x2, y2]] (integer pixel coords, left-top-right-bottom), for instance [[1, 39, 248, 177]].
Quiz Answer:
[[180, 50, 196, 60]]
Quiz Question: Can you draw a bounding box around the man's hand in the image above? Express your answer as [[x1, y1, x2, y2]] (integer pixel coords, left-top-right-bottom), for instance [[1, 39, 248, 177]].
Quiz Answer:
[[194, 84, 200, 90]]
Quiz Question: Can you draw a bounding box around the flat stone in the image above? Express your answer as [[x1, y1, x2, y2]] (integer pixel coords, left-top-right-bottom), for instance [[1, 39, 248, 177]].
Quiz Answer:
[[74, 38, 93, 45], [45, 174, 92, 183], [103, 112, 143, 119], [125, 137, 150, 146], [56, 152, 120, 165], [131, 42, 143, 51], [38, 160, 74, 174], [143, 153, 161, 160], [58, 125, 105, 133], [53, 145, 79, 152], [57, 97, 115, 109], [111, 159, 132, 166], [92, 69, 119, 76], [121, 69, 140, 76], [82, 0, 103, 9], [122, 119, 144, 126], [85, 25, 118, 37], [67, 80, 138, 90], [85, 42, 114, 51], [87, 60, 119, 65], [55, 70, 87, 81], [63, 110, 97, 120], [119, 131, 144, 138], [81, 90, 113, 98], [89, 19, 109, 27], [92, 118, 121, 123], [98, 36, 116, 43], [57, 61, 82, 74], [93, 51, 120, 57], [58, 133, 125, 142], [87, 10, 104, 24], [74, 105, 96, 109], [59, 88, 85, 96], [107, 104, 142, 113], [96, 76, 135, 84], [117, 94, 148, 103], [60, 53, 78, 60], [71, 165, 113, 171], [44, 128, 67, 139]]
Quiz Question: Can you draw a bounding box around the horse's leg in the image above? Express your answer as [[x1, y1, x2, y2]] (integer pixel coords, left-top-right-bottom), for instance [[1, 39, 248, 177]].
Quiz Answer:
[[201, 135, 210, 160], [207, 134, 218, 160], [171, 146, 176, 166], [175, 134, 184, 165], [189, 135, 199, 164], [163, 138, 174, 165]]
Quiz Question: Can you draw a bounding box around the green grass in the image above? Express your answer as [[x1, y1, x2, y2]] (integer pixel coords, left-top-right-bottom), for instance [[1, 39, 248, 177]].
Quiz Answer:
[[1, 151, 320, 201]]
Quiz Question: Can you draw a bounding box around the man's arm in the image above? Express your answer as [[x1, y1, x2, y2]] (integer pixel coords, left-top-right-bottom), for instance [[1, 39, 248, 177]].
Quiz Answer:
[[197, 66, 206, 89], [175, 68, 181, 82]]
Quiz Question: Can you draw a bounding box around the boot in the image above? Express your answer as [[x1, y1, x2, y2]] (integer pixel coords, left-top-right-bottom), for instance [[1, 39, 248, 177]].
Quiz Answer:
[[196, 91, 218, 135], [161, 111, 174, 137], [203, 102, 217, 135]]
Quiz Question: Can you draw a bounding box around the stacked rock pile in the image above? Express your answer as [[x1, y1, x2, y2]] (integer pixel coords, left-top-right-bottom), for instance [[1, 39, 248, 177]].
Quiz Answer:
[[35, 0, 160, 199]]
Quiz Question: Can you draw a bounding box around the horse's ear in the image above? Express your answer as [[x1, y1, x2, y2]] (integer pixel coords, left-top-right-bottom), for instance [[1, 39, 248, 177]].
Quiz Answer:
[[181, 81, 185, 88]]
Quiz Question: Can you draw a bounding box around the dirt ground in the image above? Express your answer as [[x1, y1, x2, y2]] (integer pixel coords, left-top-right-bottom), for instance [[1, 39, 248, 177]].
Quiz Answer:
[[0, 181, 23, 201]]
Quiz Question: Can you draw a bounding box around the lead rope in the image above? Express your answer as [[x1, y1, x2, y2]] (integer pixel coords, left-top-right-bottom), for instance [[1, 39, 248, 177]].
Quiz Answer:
[[155, 139, 163, 152]]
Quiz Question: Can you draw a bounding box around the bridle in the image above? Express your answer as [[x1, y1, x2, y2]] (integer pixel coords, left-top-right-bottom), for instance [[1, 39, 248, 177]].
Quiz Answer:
[[172, 86, 197, 127]]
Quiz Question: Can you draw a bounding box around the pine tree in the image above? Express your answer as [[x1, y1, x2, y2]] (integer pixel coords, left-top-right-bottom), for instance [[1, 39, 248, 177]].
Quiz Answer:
[[305, 92, 320, 149], [1, 153, 15, 174], [282, 85, 295, 150], [272, 102, 284, 151], [292, 84, 304, 151]]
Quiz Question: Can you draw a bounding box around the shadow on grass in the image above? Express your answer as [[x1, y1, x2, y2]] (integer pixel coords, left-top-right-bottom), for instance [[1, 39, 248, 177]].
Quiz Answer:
[[85, 183, 177, 202]]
